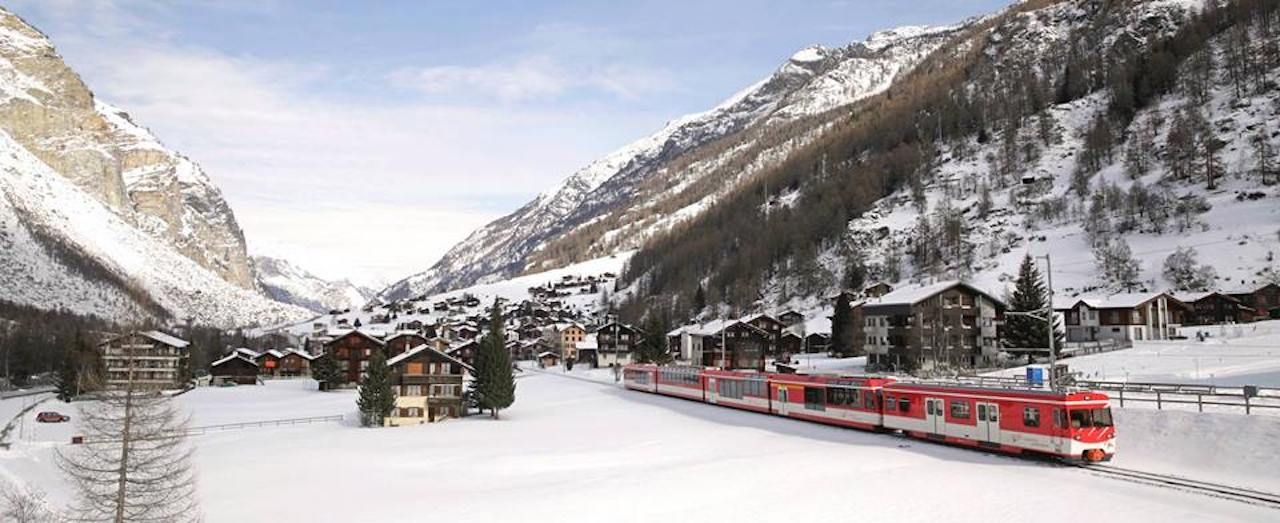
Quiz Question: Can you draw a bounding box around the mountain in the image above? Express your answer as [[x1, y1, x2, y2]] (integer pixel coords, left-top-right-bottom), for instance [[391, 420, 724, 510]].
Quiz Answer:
[[379, 23, 969, 300], [253, 256, 373, 314], [0, 8, 310, 328]]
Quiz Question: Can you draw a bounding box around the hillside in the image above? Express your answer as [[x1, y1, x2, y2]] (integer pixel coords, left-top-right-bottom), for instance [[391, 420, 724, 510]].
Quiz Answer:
[[253, 256, 374, 314], [0, 8, 310, 328], [379, 22, 971, 301]]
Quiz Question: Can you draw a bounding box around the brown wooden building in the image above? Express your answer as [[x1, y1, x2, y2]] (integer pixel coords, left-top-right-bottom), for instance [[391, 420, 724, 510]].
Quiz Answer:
[[324, 329, 387, 385], [98, 331, 190, 390], [384, 345, 472, 426], [703, 321, 768, 371], [210, 353, 258, 385], [1229, 283, 1280, 320], [596, 321, 642, 367], [385, 332, 430, 358], [743, 314, 784, 355], [860, 281, 1004, 371], [277, 349, 314, 377], [1176, 292, 1254, 325]]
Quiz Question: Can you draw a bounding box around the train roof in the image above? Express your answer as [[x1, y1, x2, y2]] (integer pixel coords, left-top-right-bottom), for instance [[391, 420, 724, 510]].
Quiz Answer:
[[884, 381, 1109, 402]]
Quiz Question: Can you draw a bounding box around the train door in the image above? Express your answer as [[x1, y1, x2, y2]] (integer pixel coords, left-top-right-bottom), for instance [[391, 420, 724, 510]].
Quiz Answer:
[[777, 387, 789, 416], [925, 397, 945, 435], [707, 378, 718, 404], [977, 402, 1001, 444]]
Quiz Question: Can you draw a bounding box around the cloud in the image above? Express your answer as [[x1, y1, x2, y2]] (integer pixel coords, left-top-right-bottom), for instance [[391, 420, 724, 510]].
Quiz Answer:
[[388, 55, 676, 103]]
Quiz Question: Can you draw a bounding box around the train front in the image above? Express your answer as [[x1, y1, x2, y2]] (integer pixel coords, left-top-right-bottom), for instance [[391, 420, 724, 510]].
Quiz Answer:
[[1064, 391, 1116, 462]]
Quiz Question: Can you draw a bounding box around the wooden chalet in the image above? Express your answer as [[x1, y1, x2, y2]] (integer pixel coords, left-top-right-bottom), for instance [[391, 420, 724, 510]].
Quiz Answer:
[[384, 345, 472, 426], [277, 349, 314, 377], [385, 332, 430, 358], [743, 314, 784, 354], [257, 349, 284, 376], [778, 310, 805, 327], [1175, 292, 1255, 325], [704, 321, 768, 371], [1056, 292, 1189, 344], [537, 351, 561, 368], [804, 332, 831, 353], [1228, 283, 1280, 320], [210, 353, 258, 385], [447, 339, 480, 367], [780, 331, 804, 354], [596, 321, 642, 367], [324, 329, 387, 385]]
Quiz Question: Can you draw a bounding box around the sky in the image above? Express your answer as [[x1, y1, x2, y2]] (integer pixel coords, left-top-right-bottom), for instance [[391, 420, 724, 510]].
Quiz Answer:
[[9, 0, 1010, 288]]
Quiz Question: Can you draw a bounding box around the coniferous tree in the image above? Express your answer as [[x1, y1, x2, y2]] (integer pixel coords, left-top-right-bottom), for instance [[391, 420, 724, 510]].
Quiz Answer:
[[638, 314, 671, 364], [474, 301, 515, 419], [356, 350, 395, 427], [693, 285, 707, 314], [54, 354, 77, 403], [310, 354, 343, 389], [1003, 255, 1063, 353]]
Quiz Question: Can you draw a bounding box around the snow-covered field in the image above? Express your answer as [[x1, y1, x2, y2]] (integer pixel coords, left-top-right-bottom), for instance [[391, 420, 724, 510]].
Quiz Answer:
[[993, 320, 1280, 386], [2, 375, 1277, 522]]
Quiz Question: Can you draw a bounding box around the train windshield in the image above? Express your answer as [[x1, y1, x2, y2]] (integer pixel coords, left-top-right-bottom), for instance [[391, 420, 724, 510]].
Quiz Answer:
[[1069, 408, 1114, 428]]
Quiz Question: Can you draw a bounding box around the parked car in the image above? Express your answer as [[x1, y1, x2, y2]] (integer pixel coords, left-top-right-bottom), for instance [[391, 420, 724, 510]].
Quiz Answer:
[[35, 411, 70, 423]]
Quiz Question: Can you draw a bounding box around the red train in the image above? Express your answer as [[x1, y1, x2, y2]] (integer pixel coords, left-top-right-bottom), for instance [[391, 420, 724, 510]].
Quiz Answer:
[[623, 364, 1115, 462]]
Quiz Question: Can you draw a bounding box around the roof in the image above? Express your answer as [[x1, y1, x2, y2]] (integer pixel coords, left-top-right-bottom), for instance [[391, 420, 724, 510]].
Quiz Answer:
[[576, 334, 599, 350], [387, 344, 474, 372], [263, 349, 285, 359], [234, 348, 260, 359], [324, 328, 386, 346], [211, 353, 257, 368], [282, 348, 315, 360], [140, 330, 190, 348], [537, 351, 559, 358], [861, 280, 1002, 309], [1055, 292, 1185, 311]]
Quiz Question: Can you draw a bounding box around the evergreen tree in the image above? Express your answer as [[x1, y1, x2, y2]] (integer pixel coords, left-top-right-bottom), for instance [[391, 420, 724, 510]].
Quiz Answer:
[[310, 354, 343, 389], [830, 293, 855, 357], [55, 352, 78, 403], [844, 251, 867, 292], [356, 350, 395, 427], [693, 285, 707, 314], [638, 314, 671, 364], [1003, 255, 1063, 353], [473, 301, 515, 419]]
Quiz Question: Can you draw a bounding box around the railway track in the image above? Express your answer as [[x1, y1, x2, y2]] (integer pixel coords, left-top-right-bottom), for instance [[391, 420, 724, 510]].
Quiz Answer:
[[1076, 464, 1280, 509]]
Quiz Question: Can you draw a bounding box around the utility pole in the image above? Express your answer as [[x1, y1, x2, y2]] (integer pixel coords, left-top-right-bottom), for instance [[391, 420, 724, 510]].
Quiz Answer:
[[1045, 254, 1057, 391]]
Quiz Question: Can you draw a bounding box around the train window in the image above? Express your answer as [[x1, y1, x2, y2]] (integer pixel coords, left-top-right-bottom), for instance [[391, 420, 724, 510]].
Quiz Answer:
[[977, 404, 987, 421], [949, 401, 970, 419], [899, 398, 910, 412], [1054, 408, 1066, 429], [988, 406, 998, 422], [864, 392, 875, 410], [926, 400, 934, 416], [885, 395, 896, 411], [1092, 408, 1114, 427], [804, 387, 825, 411], [1023, 407, 1040, 428], [826, 388, 844, 405]]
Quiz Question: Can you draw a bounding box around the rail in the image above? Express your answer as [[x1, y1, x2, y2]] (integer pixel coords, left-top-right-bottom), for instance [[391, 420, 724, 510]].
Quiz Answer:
[[1076, 464, 1280, 510]]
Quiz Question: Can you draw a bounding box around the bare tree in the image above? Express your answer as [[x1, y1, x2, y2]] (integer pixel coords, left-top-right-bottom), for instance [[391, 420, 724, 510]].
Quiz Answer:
[[57, 354, 200, 522], [0, 481, 57, 523]]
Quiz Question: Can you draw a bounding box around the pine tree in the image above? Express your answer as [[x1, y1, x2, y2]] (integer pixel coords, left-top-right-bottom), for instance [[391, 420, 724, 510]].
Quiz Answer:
[[356, 350, 395, 427], [54, 354, 77, 403], [830, 293, 855, 357], [693, 285, 707, 314], [638, 314, 670, 364], [1003, 255, 1063, 353], [474, 301, 515, 419], [311, 354, 343, 389]]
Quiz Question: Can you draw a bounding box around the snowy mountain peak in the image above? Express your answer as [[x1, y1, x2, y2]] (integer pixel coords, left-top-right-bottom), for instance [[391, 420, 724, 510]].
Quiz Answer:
[[789, 46, 828, 63], [253, 255, 374, 314]]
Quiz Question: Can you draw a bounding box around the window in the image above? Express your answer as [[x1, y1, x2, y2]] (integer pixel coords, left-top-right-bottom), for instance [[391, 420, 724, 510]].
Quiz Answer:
[[1054, 408, 1066, 429], [864, 392, 876, 410], [899, 398, 910, 413], [1070, 408, 1114, 428], [1023, 407, 1040, 427], [804, 387, 825, 411], [407, 362, 424, 375], [826, 387, 857, 406], [404, 385, 423, 396], [885, 395, 896, 411], [949, 400, 970, 419]]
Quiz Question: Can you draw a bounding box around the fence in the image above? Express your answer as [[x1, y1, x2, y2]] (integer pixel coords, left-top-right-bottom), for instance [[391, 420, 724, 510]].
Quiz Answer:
[[75, 414, 345, 444], [935, 375, 1280, 416]]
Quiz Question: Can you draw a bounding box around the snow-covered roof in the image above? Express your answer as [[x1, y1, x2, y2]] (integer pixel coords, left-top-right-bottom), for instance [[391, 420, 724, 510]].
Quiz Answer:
[[862, 281, 1001, 308], [283, 348, 316, 360], [387, 344, 474, 371], [326, 328, 386, 345], [263, 349, 285, 358], [211, 353, 257, 368], [234, 347, 260, 359], [140, 330, 189, 348], [576, 334, 599, 350], [537, 351, 559, 358], [1057, 292, 1181, 310]]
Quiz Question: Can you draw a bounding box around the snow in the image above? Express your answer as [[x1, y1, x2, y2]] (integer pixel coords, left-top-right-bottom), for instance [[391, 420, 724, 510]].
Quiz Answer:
[[789, 46, 826, 63], [2, 376, 1276, 521]]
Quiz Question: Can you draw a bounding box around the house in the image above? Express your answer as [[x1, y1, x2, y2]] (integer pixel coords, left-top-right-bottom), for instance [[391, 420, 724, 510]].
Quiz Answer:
[[98, 331, 190, 390], [864, 282, 894, 298], [596, 322, 642, 367], [860, 281, 1004, 371], [575, 335, 600, 368], [559, 324, 587, 360], [210, 353, 258, 385], [447, 339, 480, 367], [704, 321, 769, 371], [778, 310, 805, 327], [277, 349, 314, 377], [1228, 283, 1280, 320], [257, 349, 284, 376], [537, 351, 561, 368], [517, 323, 543, 341], [780, 331, 804, 354], [1057, 292, 1189, 343], [324, 329, 387, 385], [384, 345, 472, 427], [743, 314, 785, 354], [385, 332, 430, 358], [1175, 291, 1254, 325], [804, 332, 831, 353]]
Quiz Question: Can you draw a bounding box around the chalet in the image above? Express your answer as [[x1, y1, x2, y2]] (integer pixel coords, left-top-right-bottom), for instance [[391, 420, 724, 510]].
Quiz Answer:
[[384, 345, 472, 426], [257, 349, 284, 376], [596, 322, 642, 367], [705, 321, 769, 371], [210, 353, 258, 385], [447, 339, 480, 367], [778, 310, 805, 327], [860, 281, 1004, 371], [1057, 292, 1189, 343], [395, 320, 425, 332], [324, 329, 387, 385], [804, 332, 831, 353], [780, 331, 804, 354], [537, 351, 561, 368], [277, 349, 314, 377], [559, 324, 587, 360], [743, 314, 785, 354], [385, 332, 430, 358], [517, 323, 543, 341], [98, 331, 190, 390], [1228, 283, 1280, 320], [864, 282, 894, 298], [1175, 292, 1254, 325], [575, 335, 599, 368]]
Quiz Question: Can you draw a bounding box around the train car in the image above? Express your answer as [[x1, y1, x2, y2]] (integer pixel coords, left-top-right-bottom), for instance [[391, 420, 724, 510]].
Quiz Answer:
[[766, 374, 896, 430], [622, 364, 658, 393], [651, 365, 706, 401], [882, 382, 1115, 462], [703, 369, 771, 413]]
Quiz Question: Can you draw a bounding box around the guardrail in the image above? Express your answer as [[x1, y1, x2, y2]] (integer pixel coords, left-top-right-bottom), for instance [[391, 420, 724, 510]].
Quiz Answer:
[[939, 374, 1280, 415]]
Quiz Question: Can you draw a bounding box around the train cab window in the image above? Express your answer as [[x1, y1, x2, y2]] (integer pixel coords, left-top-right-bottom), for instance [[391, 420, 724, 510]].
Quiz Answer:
[[805, 387, 825, 411], [949, 401, 970, 419], [1093, 408, 1114, 427], [1071, 408, 1114, 428], [899, 398, 910, 413], [1023, 407, 1040, 428]]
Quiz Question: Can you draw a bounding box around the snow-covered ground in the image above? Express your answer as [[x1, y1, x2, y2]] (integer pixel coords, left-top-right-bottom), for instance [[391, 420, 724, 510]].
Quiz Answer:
[[2, 376, 1277, 522], [992, 320, 1280, 387]]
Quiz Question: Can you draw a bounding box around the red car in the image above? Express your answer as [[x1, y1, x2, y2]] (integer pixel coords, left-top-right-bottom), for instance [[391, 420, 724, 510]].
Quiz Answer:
[[35, 411, 70, 423]]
